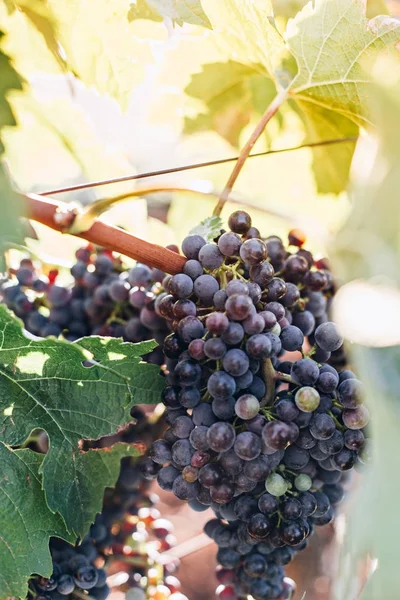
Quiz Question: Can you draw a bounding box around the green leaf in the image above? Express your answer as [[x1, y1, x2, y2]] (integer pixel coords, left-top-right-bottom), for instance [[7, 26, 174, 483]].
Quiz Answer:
[[0, 307, 164, 536], [190, 215, 223, 241], [128, 0, 163, 22], [129, 0, 212, 28], [0, 163, 25, 248], [0, 443, 74, 599], [184, 61, 278, 147], [0, 31, 24, 249], [4, 0, 68, 71], [75, 336, 164, 404], [44, 442, 142, 541], [286, 0, 400, 126], [293, 101, 359, 194], [47, 0, 153, 109], [0, 30, 23, 145], [202, 0, 285, 79]]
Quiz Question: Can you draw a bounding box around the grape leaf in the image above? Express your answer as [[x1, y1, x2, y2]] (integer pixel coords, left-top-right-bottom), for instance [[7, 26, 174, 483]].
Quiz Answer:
[[0, 30, 23, 143], [129, 0, 212, 28], [190, 215, 223, 241], [0, 307, 164, 536], [128, 0, 163, 22], [4, 0, 68, 71], [75, 335, 165, 404], [47, 0, 153, 108], [202, 0, 285, 78], [293, 101, 359, 194], [0, 31, 24, 250], [184, 61, 279, 147], [43, 442, 143, 542], [0, 443, 74, 599], [286, 0, 400, 126]]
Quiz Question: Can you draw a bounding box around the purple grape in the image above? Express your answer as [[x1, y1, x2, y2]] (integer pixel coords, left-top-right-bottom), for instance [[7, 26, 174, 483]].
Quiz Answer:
[[315, 321, 343, 352], [234, 432, 262, 461], [240, 239, 267, 266], [193, 274, 219, 305], [206, 312, 229, 335], [235, 394, 260, 420], [207, 422, 236, 452], [182, 234, 207, 259], [198, 244, 224, 270], [249, 261, 274, 288], [222, 348, 249, 377], [204, 337, 227, 359], [183, 259, 204, 280], [228, 210, 252, 233], [169, 273, 194, 298], [218, 231, 242, 256], [280, 326, 304, 352], [226, 280, 249, 297]]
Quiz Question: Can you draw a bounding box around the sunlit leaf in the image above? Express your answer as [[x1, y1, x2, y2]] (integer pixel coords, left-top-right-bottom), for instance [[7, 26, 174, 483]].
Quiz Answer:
[[185, 61, 278, 147], [293, 101, 359, 194], [201, 0, 286, 79], [128, 0, 163, 22], [47, 0, 154, 108], [0, 30, 23, 145], [287, 0, 400, 126], [4, 0, 68, 71], [129, 0, 212, 28], [0, 30, 24, 250]]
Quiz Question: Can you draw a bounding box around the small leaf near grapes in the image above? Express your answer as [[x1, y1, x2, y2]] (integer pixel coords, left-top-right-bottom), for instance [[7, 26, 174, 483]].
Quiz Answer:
[[190, 215, 224, 242]]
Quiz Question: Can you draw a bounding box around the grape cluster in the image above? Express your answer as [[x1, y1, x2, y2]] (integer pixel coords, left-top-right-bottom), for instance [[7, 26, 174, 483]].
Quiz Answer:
[[29, 412, 187, 600], [1, 247, 169, 365], [206, 518, 296, 600], [144, 211, 370, 599], [28, 527, 110, 600]]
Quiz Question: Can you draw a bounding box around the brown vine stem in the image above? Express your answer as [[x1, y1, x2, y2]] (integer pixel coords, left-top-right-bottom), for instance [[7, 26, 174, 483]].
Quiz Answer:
[[21, 192, 187, 274], [213, 87, 289, 217]]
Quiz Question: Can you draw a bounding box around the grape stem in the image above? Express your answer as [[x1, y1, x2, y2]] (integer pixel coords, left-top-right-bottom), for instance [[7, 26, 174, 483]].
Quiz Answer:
[[21, 192, 187, 275], [261, 359, 294, 407], [213, 87, 289, 217]]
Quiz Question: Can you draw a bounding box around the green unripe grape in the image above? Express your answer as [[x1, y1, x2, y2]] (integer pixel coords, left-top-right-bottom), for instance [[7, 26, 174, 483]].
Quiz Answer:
[[265, 473, 288, 497], [271, 322, 281, 336], [295, 386, 320, 412], [295, 474, 312, 492]]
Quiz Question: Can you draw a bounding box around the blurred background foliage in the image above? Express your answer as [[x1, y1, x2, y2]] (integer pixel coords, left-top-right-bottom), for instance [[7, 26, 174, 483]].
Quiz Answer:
[[0, 0, 361, 260], [1, 1, 400, 598]]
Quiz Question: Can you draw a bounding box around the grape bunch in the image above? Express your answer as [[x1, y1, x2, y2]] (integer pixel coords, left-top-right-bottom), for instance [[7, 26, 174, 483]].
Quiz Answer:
[[144, 211, 370, 599], [206, 518, 296, 600], [1, 246, 170, 365], [28, 526, 110, 600], [29, 411, 187, 600]]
